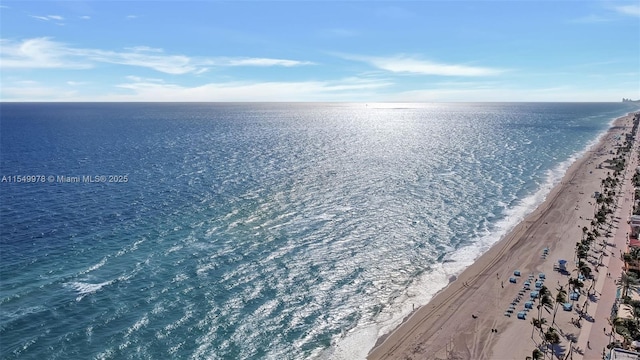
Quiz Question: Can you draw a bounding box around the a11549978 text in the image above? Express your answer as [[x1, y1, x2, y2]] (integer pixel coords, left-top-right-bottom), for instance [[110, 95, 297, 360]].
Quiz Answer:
[[1, 175, 129, 183]]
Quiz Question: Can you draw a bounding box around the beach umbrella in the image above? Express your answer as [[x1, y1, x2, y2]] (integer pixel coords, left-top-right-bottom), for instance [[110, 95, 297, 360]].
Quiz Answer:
[[558, 260, 567, 271], [525, 301, 534, 309]]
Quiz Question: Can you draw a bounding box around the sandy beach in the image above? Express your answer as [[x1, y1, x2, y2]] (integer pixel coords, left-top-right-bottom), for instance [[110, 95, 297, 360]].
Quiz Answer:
[[368, 112, 640, 360]]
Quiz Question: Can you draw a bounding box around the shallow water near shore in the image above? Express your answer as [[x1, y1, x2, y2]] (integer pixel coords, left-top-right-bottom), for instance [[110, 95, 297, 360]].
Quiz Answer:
[[1, 102, 638, 359]]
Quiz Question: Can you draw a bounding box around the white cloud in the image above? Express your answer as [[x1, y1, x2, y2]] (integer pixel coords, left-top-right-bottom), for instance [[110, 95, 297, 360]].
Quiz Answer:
[[108, 77, 390, 102], [30, 15, 64, 21], [343, 54, 505, 77], [3, 75, 634, 102], [218, 58, 315, 67], [386, 84, 633, 102], [614, 4, 640, 17], [372, 56, 504, 76], [1, 66, 390, 101], [125, 75, 165, 83], [76, 48, 200, 74], [0, 38, 315, 74], [1, 81, 79, 100], [66, 81, 88, 86], [0, 38, 90, 69], [124, 46, 164, 53], [80, 16, 91, 20]]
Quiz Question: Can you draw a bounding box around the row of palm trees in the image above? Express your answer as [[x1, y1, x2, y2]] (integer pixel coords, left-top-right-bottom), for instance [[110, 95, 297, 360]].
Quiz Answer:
[[527, 113, 640, 359], [606, 113, 640, 353]]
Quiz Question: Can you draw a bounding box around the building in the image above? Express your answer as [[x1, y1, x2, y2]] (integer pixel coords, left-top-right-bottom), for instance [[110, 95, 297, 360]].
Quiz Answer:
[[609, 347, 640, 360], [630, 215, 640, 239]]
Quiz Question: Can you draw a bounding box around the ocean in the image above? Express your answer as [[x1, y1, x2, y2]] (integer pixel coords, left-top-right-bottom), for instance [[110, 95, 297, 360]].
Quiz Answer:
[[1, 102, 638, 359]]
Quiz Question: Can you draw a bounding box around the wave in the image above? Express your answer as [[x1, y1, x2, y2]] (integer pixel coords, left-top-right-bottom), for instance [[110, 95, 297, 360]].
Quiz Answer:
[[78, 257, 108, 275], [4, 103, 634, 360], [329, 110, 622, 359], [65, 280, 114, 301]]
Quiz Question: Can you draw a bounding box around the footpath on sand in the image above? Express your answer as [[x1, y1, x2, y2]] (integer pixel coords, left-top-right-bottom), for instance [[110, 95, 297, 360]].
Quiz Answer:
[[579, 128, 639, 359]]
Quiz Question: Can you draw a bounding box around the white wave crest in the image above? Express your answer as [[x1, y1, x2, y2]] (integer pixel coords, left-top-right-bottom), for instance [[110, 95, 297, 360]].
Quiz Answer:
[[65, 280, 114, 301]]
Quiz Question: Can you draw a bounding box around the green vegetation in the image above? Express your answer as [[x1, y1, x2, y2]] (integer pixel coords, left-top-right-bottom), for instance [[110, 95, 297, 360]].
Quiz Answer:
[[610, 113, 640, 353]]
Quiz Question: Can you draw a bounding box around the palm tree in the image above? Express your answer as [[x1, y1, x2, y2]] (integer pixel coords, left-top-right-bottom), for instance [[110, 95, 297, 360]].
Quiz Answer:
[[531, 317, 548, 339], [537, 285, 554, 340], [577, 248, 589, 262], [568, 278, 584, 310], [579, 263, 592, 281], [531, 318, 540, 339], [596, 208, 608, 225], [623, 247, 640, 265], [612, 316, 633, 344], [552, 286, 567, 327], [532, 348, 543, 360], [544, 328, 561, 358], [619, 271, 640, 299]]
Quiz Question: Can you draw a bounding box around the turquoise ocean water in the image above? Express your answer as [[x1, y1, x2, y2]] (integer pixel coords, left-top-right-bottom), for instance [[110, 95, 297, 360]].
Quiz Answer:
[[1, 102, 638, 359]]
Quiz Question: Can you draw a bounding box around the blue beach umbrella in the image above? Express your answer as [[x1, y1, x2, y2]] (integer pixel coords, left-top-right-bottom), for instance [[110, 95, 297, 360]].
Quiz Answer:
[[525, 301, 534, 309], [557, 260, 567, 271]]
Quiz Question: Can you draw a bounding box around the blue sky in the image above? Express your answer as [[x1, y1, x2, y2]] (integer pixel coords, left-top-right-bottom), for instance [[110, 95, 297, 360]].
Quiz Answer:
[[1, 1, 638, 102]]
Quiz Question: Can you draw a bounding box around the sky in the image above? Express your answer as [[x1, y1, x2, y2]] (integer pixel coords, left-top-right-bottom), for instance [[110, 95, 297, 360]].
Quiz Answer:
[[0, 0, 639, 102]]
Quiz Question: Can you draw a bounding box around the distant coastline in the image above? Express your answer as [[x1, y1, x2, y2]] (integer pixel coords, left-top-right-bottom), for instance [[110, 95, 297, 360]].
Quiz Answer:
[[622, 98, 640, 103]]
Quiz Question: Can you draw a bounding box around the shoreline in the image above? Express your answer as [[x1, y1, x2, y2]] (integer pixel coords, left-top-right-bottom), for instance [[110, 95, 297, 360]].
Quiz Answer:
[[368, 111, 640, 359]]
